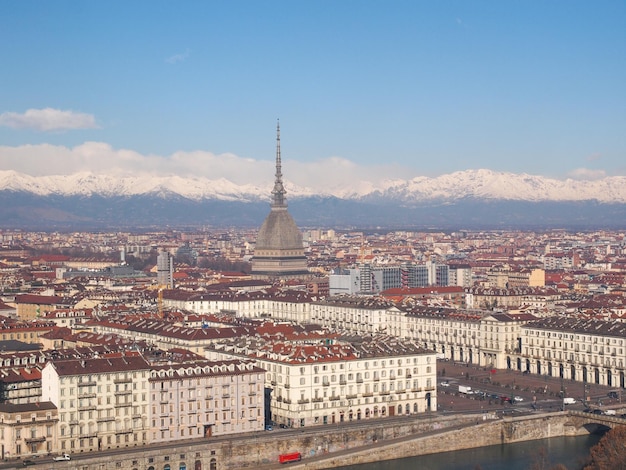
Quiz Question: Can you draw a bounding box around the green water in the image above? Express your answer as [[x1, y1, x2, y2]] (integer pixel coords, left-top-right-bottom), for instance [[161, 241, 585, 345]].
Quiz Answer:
[[334, 434, 601, 470]]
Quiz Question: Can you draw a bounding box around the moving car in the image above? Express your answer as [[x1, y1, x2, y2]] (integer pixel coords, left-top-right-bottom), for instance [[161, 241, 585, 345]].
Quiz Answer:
[[53, 453, 71, 461], [22, 460, 35, 466], [513, 396, 524, 402]]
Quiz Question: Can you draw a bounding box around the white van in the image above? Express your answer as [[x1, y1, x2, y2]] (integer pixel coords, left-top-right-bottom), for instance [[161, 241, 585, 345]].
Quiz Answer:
[[563, 397, 576, 405]]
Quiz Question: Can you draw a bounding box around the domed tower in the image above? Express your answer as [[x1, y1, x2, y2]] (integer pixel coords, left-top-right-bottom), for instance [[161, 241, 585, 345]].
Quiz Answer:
[[251, 122, 309, 280]]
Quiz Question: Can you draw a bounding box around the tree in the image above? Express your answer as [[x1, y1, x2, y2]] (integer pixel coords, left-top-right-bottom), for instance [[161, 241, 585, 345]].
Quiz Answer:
[[583, 425, 626, 470]]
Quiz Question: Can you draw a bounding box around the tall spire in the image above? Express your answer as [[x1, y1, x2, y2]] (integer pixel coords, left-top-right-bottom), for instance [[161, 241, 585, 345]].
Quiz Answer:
[[271, 119, 286, 208]]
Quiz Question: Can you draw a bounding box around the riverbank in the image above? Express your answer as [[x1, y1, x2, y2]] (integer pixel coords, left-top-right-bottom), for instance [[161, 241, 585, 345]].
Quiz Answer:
[[255, 411, 608, 470]]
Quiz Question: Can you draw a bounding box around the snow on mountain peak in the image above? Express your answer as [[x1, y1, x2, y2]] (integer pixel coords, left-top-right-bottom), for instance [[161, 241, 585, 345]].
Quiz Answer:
[[0, 169, 625, 203]]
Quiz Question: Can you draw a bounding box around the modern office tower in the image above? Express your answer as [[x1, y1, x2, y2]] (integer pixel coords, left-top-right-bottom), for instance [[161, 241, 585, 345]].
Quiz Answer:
[[157, 250, 174, 288], [251, 122, 309, 280]]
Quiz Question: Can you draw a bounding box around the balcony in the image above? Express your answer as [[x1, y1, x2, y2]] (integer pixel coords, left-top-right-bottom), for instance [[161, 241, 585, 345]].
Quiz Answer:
[[284, 384, 290, 389], [329, 396, 340, 401], [24, 436, 46, 443], [78, 381, 97, 387], [97, 416, 115, 422], [78, 392, 97, 399], [297, 399, 310, 405], [356, 378, 363, 383], [311, 397, 323, 403], [114, 377, 133, 384]]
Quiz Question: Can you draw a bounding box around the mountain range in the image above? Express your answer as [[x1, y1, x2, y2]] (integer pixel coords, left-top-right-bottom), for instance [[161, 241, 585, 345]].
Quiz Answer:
[[1, 169, 625, 230]]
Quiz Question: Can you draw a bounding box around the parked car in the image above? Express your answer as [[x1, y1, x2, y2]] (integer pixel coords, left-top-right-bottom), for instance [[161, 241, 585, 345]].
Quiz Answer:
[[608, 391, 619, 399], [264, 424, 273, 431], [22, 460, 35, 467], [592, 409, 604, 415], [53, 453, 71, 461], [513, 396, 524, 402], [439, 380, 450, 387]]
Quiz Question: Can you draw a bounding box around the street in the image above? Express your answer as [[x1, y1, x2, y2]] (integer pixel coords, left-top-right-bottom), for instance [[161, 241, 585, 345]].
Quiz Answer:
[[437, 360, 623, 414]]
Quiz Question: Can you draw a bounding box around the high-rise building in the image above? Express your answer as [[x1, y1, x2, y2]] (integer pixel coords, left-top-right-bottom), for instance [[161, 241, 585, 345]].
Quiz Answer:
[[157, 250, 174, 288], [251, 122, 309, 280]]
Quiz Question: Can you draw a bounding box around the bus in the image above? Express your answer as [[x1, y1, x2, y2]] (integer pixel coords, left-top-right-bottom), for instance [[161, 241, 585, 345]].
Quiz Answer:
[[279, 452, 302, 464]]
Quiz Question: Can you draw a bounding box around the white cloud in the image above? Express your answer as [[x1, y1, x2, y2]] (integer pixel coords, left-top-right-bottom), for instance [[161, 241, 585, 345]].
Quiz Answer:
[[567, 167, 607, 181], [165, 49, 191, 64], [0, 108, 98, 132], [0, 142, 409, 192]]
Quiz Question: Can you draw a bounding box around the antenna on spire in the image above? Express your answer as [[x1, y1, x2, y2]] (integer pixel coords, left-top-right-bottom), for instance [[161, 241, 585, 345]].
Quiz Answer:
[[276, 119, 282, 180], [271, 119, 286, 207]]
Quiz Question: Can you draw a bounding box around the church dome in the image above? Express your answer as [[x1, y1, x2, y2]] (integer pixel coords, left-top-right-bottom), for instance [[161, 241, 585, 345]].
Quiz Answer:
[[255, 207, 303, 250]]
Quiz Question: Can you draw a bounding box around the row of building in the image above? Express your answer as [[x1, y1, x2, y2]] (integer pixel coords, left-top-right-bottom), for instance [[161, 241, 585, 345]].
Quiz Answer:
[[162, 291, 626, 389]]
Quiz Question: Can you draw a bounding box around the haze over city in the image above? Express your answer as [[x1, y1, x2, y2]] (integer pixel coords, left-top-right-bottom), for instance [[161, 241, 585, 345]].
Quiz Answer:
[[1, 1, 625, 194]]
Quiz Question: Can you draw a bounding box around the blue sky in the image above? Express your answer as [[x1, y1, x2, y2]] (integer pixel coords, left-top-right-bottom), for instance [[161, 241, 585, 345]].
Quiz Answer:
[[0, 1, 624, 187]]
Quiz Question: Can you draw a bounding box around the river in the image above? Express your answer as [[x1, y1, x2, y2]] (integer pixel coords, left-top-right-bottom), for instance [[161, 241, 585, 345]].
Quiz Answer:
[[334, 434, 602, 470]]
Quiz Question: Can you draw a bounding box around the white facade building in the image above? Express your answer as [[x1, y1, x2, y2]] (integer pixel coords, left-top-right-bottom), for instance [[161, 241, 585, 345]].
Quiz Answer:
[[41, 354, 151, 453]]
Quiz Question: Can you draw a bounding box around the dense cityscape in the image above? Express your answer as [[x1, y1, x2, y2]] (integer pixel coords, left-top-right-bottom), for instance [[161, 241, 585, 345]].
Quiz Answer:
[[0, 133, 625, 468]]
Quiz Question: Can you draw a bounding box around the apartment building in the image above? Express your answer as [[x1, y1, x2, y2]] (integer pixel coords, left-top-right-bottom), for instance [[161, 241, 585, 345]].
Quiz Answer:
[[518, 317, 626, 388], [90, 317, 247, 355], [206, 335, 437, 428], [309, 296, 395, 335], [14, 295, 68, 321], [148, 359, 264, 442], [329, 262, 450, 296], [0, 401, 58, 459], [41, 354, 151, 453], [163, 290, 314, 323], [465, 286, 561, 310]]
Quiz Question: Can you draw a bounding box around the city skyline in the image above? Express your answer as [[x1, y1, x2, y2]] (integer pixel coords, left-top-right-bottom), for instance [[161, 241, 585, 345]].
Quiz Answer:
[[1, 1, 625, 192]]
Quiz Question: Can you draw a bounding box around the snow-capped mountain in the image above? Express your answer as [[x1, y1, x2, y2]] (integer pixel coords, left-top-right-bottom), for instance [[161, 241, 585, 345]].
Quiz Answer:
[[1, 169, 626, 203], [1, 169, 625, 229]]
